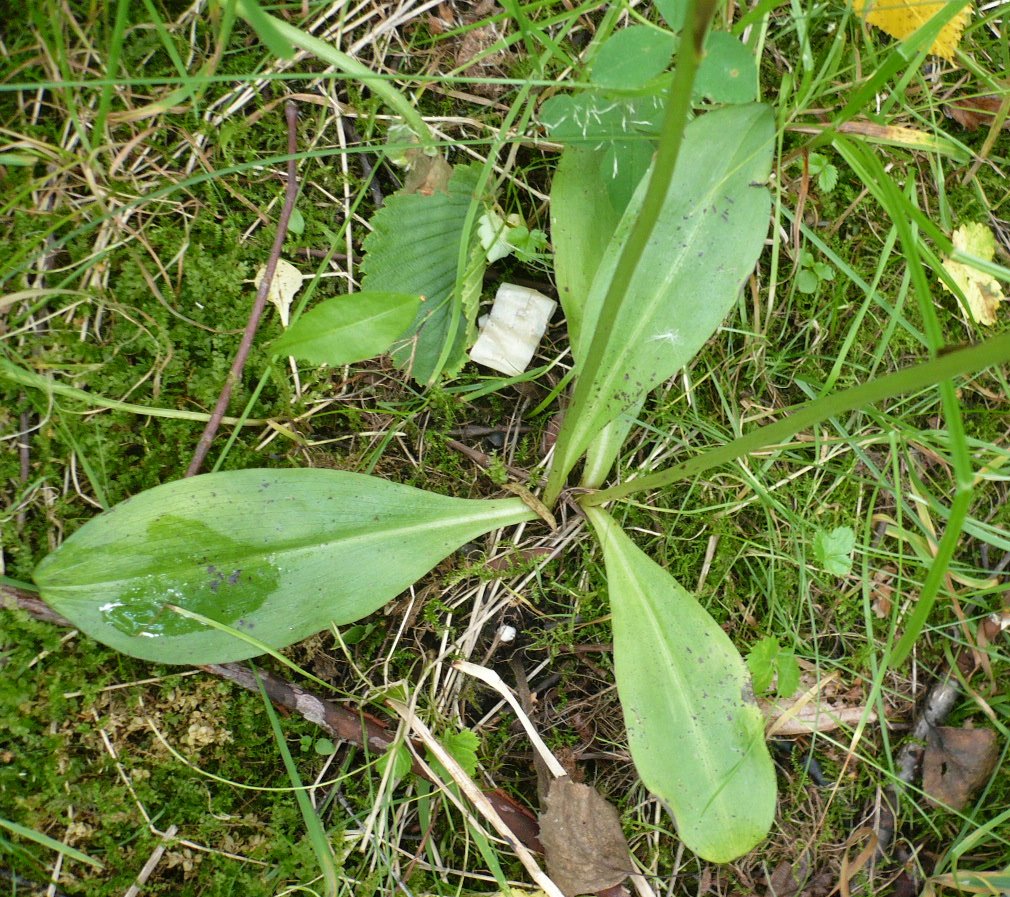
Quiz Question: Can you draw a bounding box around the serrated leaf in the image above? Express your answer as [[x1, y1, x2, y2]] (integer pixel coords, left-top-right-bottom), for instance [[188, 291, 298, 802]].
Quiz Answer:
[[271, 291, 420, 365], [694, 32, 757, 104], [585, 508, 775, 862], [33, 469, 534, 665], [813, 526, 856, 576], [550, 104, 774, 487], [377, 742, 413, 785], [942, 223, 1007, 326], [590, 25, 677, 90], [746, 636, 779, 694], [439, 729, 480, 777], [775, 651, 800, 698], [361, 164, 486, 384]]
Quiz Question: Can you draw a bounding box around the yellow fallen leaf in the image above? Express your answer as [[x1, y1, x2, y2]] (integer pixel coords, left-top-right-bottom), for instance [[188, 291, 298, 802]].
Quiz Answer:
[[941, 223, 1007, 326], [255, 259, 304, 328], [851, 0, 970, 61]]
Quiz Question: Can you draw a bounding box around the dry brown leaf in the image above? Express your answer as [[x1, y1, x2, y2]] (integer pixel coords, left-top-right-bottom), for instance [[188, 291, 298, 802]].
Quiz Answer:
[[944, 94, 1010, 131], [922, 725, 999, 810], [403, 153, 453, 196], [256, 259, 304, 328], [538, 778, 632, 897], [870, 565, 897, 618], [484, 788, 543, 854], [762, 672, 875, 736]]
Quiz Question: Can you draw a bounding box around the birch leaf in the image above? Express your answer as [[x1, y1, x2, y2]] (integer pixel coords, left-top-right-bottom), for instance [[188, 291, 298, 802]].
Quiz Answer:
[[942, 223, 1007, 326]]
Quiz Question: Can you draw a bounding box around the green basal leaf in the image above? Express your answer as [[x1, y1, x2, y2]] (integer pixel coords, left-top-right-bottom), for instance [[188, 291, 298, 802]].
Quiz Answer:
[[602, 139, 655, 212], [34, 469, 534, 665], [655, 0, 687, 30], [550, 145, 623, 356], [361, 163, 485, 385], [550, 104, 774, 489], [694, 33, 758, 104], [585, 507, 775, 862], [580, 398, 645, 488], [539, 90, 666, 148], [590, 25, 677, 90], [271, 291, 421, 366]]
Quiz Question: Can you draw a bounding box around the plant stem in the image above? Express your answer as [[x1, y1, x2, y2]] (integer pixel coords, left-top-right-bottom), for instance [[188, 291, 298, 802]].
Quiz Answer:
[[581, 331, 1010, 506], [185, 100, 300, 477], [543, 0, 719, 507], [0, 357, 264, 426]]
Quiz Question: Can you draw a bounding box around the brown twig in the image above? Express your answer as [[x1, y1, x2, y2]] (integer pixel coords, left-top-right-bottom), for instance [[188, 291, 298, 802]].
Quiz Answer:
[[185, 100, 301, 477]]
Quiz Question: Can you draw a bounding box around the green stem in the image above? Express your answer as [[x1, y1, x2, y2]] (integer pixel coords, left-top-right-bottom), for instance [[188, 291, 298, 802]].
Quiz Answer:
[[543, 0, 719, 507], [235, 0, 433, 148], [1, 356, 264, 426], [581, 332, 1010, 506]]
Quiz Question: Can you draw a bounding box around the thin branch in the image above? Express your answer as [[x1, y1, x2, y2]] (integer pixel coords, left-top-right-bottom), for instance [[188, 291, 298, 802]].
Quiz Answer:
[[186, 100, 300, 477]]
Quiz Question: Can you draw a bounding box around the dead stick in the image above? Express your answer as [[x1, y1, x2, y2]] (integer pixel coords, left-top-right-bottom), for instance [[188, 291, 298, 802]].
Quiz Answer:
[[185, 100, 300, 477]]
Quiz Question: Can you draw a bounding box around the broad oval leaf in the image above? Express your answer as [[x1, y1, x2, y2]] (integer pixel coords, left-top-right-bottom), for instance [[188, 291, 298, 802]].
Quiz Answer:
[[551, 104, 774, 489], [590, 25, 677, 90], [550, 146, 640, 488], [271, 291, 421, 365], [585, 507, 776, 862], [694, 33, 758, 104], [33, 469, 534, 665]]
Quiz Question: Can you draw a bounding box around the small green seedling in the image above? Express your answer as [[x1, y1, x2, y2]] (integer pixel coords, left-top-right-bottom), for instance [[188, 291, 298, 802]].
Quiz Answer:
[[807, 152, 839, 193], [747, 636, 801, 698], [814, 525, 857, 576], [796, 248, 836, 294]]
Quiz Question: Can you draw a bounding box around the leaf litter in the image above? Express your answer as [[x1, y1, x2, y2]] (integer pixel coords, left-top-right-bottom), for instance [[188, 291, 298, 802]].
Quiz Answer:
[[922, 725, 999, 810], [538, 778, 634, 897]]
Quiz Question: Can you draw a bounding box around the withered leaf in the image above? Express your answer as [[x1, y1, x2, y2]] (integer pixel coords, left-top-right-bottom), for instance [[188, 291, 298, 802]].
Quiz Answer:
[[944, 95, 1010, 132], [922, 726, 999, 810], [539, 778, 632, 897], [484, 788, 543, 854], [403, 153, 453, 196]]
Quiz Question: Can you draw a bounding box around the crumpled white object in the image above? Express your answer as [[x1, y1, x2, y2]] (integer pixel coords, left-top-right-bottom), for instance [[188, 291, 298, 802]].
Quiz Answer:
[[469, 283, 556, 375]]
